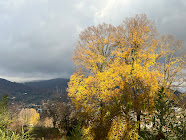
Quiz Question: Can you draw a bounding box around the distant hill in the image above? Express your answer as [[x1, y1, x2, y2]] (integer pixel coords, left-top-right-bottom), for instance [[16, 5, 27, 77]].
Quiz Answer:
[[174, 90, 182, 96], [24, 78, 69, 90], [24, 78, 70, 103], [0, 78, 54, 104], [0, 78, 70, 104]]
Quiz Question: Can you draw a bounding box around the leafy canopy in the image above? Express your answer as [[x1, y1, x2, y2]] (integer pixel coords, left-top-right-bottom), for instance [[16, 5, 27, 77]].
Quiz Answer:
[[68, 14, 184, 139]]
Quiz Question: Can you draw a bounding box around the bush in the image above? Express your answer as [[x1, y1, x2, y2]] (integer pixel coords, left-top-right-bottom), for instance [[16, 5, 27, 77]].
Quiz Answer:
[[0, 95, 33, 140]]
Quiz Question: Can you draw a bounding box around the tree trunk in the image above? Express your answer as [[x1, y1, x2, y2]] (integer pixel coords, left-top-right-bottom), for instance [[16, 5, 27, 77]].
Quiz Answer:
[[137, 111, 141, 134]]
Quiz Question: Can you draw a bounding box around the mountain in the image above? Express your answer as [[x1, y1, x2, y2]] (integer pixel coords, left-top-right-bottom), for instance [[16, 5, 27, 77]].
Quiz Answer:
[[24, 78, 69, 90], [173, 90, 182, 96], [0, 78, 53, 104], [23, 78, 70, 103], [0, 78, 70, 104]]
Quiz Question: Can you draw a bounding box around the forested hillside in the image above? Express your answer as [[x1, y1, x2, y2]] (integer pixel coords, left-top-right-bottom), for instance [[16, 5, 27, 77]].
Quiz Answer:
[[24, 78, 69, 90], [0, 78, 69, 104]]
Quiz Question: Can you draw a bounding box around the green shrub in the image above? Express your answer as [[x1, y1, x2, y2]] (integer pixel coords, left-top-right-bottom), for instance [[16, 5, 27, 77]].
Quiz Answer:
[[0, 95, 33, 140]]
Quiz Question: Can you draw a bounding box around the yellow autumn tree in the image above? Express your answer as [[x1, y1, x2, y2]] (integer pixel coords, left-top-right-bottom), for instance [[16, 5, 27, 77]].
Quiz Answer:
[[19, 108, 40, 126], [68, 14, 184, 139], [68, 23, 121, 139], [158, 35, 185, 89]]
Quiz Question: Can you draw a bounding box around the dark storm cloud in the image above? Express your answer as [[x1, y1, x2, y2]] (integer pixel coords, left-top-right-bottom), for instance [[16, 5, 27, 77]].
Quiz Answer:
[[0, 0, 185, 82]]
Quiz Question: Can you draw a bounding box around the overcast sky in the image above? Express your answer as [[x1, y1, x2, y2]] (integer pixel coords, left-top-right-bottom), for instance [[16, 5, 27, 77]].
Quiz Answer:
[[0, 0, 185, 82]]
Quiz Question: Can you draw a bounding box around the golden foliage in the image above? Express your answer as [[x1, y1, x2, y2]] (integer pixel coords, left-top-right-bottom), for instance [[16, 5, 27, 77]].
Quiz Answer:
[[19, 108, 40, 126], [68, 14, 185, 139], [107, 116, 138, 140]]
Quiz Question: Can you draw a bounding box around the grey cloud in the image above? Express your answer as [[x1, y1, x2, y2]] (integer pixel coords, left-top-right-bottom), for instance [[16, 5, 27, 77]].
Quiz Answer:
[[0, 0, 185, 82]]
